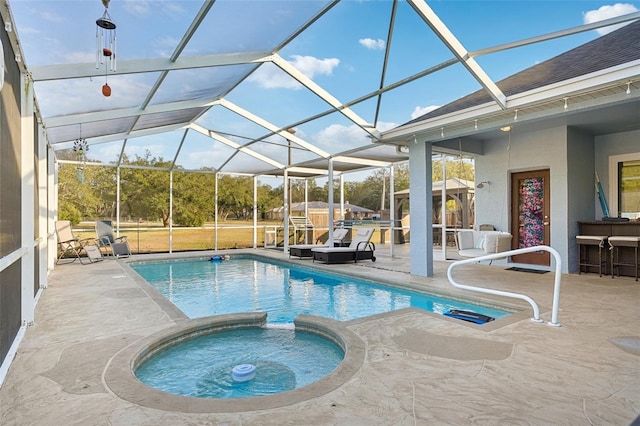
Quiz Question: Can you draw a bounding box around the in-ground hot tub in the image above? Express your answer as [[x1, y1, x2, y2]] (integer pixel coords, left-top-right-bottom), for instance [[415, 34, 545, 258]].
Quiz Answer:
[[104, 312, 365, 413]]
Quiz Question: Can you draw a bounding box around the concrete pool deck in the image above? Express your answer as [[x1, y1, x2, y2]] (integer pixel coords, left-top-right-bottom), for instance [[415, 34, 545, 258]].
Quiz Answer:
[[1, 247, 639, 425]]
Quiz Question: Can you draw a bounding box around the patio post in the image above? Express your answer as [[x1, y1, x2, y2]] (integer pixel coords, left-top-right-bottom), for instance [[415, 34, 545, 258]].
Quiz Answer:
[[409, 141, 434, 277]]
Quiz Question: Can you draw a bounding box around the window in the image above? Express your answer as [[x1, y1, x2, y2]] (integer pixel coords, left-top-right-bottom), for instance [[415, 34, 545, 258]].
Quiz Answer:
[[609, 153, 640, 219], [619, 159, 640, 219]]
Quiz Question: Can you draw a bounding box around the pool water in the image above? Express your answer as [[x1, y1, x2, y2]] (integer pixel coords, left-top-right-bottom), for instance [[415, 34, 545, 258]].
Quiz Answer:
[[135, 327, 343, 399], [131, 257, 509, 322]]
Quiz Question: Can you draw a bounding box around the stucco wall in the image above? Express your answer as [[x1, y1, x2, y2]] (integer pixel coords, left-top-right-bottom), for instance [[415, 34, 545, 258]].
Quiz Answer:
[[474, 126, 639, 273], [475, 126, 571, 272], [566, 127, 596, 272]]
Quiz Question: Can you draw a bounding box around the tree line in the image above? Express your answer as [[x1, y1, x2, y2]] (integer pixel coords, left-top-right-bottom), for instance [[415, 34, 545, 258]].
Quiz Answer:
[[58, 150, 473, 226]]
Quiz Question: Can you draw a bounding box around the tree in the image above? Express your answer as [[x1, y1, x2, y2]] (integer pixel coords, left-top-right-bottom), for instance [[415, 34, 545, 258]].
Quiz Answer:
[[173, 171, 216, 226], [217, 175, 255, 220], [119, 151, 172, 225], [57, 162, 102, 223], [432, 157, 474, 182]]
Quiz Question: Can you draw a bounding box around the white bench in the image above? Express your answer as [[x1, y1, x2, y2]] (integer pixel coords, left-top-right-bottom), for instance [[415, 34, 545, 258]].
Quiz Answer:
[[455, 230, 513, 258]]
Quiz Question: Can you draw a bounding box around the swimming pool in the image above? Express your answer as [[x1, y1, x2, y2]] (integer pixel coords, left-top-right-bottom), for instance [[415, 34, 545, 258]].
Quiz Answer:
[[131, 256, 510, 323]]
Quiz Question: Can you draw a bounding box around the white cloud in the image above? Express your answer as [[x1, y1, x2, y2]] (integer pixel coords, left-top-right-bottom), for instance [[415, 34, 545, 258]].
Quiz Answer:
[[248, 56, 340, 89], [35, 75, 151, 118], [375, 121, 399, 132], [94, 144, 124, 163], [411, 105, 440, 120], [38, 10, 64, 23], [359, 38, 385, 50], [312, 123, 372, 151], [123, 0, 152, 16], [583, 3, 638, 35], [64, 51, 96, 64]]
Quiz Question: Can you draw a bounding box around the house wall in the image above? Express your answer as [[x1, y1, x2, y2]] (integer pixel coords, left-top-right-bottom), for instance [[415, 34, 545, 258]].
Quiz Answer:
[[475, 125, 639, 274], [566, 127, 596, 273], [475, 125, 572, 272]]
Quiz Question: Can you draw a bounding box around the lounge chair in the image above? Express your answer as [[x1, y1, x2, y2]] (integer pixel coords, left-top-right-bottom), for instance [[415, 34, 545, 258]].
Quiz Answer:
[[312, 227, 376, 264], [55, 220, 103, 264], [289, 228, 349, 259], [96, 220, 131, 258]]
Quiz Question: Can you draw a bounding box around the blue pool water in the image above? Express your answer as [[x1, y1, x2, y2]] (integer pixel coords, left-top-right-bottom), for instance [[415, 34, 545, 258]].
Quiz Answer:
[[135, 327, 343, 399], [131, 256, 510, 322]]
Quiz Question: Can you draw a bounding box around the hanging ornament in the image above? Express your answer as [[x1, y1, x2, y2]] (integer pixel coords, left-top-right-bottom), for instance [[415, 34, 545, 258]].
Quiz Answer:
[[96, 0, 116, 97], [73, 124, 89, 183]]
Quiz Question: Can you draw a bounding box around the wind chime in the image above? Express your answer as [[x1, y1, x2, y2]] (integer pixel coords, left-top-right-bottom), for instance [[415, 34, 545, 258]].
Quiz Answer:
[[73, 125, 89, 183], [96, 0, 116, 97]]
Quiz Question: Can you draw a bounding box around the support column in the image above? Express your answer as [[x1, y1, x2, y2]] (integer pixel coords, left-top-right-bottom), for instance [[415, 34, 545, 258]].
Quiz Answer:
[[441, 155, 447, 259], [253, 176, 258, 249], [169, 171, 173, 253], [304, 179, 309, 244], [340, 174, 345, 222], [327, 160, 334, 243], [283, 169, 289, 253], [116, 167, 121, 237], [47, 141, 56, 272], [21, 73, 35, 325], [214, 173, 219, 251], [37, 123, 48, 288], [389, 164, 395, 256], [409, 142, 433, 277]]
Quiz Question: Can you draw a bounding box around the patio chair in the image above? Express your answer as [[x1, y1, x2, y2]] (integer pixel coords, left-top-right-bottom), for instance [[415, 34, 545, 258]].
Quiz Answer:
[[55, 220, 103, 264], [96, 220, 131, 258], [289, 228, 349, 259], [311, 227, 376, 264]]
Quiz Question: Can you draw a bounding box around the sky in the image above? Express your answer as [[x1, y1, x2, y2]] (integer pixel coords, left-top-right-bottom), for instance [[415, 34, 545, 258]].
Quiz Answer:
[[7, 0, 639, 180]]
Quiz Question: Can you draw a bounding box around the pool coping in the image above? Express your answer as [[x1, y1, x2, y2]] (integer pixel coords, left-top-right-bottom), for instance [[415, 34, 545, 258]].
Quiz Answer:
[[104, 313, 366, 413]]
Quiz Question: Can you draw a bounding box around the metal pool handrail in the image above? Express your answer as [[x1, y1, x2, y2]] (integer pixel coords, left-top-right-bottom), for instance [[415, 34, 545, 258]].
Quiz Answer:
[[446, 245, 562, 327]]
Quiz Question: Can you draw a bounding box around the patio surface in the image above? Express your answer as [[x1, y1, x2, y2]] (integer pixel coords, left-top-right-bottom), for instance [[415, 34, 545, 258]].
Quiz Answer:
[[1, 245, 639, 425]]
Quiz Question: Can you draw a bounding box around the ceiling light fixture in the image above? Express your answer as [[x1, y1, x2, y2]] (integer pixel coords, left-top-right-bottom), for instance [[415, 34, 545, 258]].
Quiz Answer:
[[500, 126, 511, 132], [564, 97, 568, 110], [440, 127, 444, 138], [626, 81, 631, 96], [96, 0, 117, 97], [474, 119, 478, 130], [513, 109, 518, 121]]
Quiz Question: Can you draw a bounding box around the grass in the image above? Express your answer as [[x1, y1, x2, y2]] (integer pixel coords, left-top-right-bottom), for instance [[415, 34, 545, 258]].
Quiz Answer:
[[73, 220, 397, 254], [75, 221, 313, 253], [74, 221, 275, 253]]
